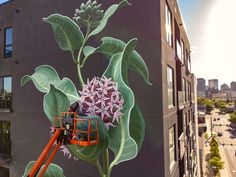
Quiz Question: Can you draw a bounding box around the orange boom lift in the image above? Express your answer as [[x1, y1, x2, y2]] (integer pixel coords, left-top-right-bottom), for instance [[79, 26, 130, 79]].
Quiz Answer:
[[27, 112, 99, 177]]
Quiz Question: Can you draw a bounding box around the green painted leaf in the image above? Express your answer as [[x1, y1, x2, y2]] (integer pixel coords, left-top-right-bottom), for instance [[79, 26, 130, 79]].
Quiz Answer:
[[43, 85, 70, 123], [22, 161, 65, 177], [67, 117, 108, 163], [129, 103, 145, 151], [43, 14, 84, 52], [21, 65, 79, 104], [83, 46, 97, 57], [103, 39, 138, 165], [88, 0, 130, 38], [83, 37, 152, 85]]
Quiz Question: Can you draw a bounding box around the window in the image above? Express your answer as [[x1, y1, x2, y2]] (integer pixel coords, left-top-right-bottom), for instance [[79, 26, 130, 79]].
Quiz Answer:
[[165, 3, 172, 47], [184, 112, 187, 126], [176, 39, 181, 60], [4, 27, 13, 58], [188, 82, 191, 101], [0, 121, 11, 156], [167, 66, 174, 108], [186, 81, 189, 102], [181, 41, 185, 63], [169, 126, 176, 169], [187, 55, 191, 72], [0, 76, 12, 110], [0, 167, 10, 177], [183, 78, 186, 103]]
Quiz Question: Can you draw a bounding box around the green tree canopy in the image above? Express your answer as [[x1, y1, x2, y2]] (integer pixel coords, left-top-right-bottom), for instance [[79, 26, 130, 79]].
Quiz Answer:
[[209, 156, 224, 170], [229, 111, 236, 123]]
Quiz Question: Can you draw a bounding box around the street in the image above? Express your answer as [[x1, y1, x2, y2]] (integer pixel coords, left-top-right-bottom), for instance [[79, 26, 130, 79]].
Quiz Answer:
[[206, 109, 236, 177]]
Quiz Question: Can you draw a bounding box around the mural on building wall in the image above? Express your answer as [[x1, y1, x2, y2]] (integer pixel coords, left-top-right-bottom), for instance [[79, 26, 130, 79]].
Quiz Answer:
[[21, 0, 152, 176]]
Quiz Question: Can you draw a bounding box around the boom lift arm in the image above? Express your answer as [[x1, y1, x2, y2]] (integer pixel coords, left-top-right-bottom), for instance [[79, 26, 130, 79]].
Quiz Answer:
[[27, 112, 99, 177], [27, 129, 62, 177]]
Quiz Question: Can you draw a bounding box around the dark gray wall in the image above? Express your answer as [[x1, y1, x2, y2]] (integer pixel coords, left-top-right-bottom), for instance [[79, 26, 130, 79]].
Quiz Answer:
[[0, 0, 169, 177]]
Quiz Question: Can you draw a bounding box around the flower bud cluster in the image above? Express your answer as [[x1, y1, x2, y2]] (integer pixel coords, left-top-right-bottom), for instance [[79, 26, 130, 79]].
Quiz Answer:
[[73, 0, 104, 28]]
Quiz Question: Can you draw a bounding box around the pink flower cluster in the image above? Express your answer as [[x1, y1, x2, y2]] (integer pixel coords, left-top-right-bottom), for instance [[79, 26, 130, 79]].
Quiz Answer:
[[78, 76, 124, 128]]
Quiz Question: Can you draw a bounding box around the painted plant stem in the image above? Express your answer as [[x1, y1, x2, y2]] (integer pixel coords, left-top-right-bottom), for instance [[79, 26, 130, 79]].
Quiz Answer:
[[103, 148, 110, 176], [95, 160, 104, 177], [76, 23, 91, 86]]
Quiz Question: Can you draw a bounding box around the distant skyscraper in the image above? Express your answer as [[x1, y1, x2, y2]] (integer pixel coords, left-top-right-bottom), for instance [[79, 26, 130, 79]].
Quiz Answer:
[[197, 78, 205, 92], [197, 78, 206, 97], [230, 81, 236, 91], [208, 79, 218, 90], [221, 83, 229, 91]]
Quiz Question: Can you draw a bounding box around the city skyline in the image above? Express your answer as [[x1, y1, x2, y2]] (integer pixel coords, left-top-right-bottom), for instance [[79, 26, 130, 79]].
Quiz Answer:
[[178, 0, 236, 86]]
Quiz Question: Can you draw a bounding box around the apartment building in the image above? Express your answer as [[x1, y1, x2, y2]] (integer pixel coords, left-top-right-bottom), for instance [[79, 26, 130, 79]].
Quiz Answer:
[[0, 0, 199, 177]]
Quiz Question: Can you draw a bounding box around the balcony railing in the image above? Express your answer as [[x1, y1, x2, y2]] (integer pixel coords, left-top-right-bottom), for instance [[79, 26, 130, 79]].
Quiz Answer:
[[0, 93, 12, 111], [178, 91, 184, 110]]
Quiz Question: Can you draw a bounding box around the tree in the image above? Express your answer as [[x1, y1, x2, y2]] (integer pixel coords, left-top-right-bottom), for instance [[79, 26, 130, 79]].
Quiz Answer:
[[209, 156, 224, 171], [219, 102, 227, 112], [197, 97, 206, 105], [204, 99, 213, 113], [214, 100, 220, 108], [229, 111, 236, 123], [209, 137, 224, 175], [210, 137, 220, 158]]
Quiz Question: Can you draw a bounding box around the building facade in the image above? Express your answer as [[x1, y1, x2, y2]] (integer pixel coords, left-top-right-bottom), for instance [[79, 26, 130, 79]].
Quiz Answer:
[[0, 0, 199, 177], [230, 81, 236, 91], [220, 83, 229, 91], [208, 79, 218, 91], [197, 78, 206, 98]]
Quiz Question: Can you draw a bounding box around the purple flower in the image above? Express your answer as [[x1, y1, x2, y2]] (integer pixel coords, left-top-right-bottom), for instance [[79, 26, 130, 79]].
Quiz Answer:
[[78, 76, 124, 128]]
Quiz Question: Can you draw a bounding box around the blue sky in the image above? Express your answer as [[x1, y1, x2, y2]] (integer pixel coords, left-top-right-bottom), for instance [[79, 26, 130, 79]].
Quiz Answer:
[[178, 0, 236, 87], [0, 0, 9, 4]]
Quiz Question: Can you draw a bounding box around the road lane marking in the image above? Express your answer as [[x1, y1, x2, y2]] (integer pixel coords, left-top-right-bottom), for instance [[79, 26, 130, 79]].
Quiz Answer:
[[224, 147, 236, 177]]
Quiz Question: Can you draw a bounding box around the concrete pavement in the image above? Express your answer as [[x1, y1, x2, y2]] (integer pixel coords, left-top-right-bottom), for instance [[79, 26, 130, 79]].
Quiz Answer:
[[219, 146, 232, 177]]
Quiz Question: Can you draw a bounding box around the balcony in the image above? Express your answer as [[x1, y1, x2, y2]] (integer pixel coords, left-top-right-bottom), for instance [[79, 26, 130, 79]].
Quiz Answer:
[[178, 91, 184, 110], [0, 93, 12, 112]]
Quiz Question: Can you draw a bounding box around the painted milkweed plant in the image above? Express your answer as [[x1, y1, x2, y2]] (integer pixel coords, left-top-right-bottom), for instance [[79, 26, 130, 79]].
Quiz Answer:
[[21, 0, 151, 177]]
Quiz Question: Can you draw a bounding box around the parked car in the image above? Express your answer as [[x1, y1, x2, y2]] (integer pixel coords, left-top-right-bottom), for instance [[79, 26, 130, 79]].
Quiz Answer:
[[217, 132, 223, 137]]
